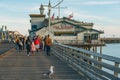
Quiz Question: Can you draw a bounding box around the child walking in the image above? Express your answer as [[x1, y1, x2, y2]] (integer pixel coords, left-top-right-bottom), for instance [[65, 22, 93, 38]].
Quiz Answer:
[[31, 41, 36, 56]]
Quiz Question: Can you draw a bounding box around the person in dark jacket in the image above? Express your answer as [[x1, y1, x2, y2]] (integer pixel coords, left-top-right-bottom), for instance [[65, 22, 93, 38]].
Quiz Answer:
[[43, 36, 47, 51], [25, 36, 31, 56]]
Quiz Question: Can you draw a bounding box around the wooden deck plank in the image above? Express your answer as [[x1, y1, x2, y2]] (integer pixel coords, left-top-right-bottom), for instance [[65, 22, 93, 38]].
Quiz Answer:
[[0, 49, 88, 80]]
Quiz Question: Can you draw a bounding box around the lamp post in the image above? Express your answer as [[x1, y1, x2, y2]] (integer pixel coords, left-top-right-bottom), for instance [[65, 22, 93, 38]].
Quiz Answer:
[[40, 1, 51, 34], [48, 1, 51, 34], [39, 4, 44, 15], [4, 26, 7, 40], [1, 25, 4, 40], [40, 0, 63, 42]]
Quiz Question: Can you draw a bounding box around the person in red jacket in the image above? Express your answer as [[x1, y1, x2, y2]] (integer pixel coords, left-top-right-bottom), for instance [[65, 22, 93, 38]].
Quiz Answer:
[[34, 35, 40, 52]]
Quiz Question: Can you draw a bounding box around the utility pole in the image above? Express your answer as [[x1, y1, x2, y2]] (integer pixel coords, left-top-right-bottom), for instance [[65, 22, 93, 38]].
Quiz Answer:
[[58, 0, 60, 18], [42, 0, 64, 41], [48, 0, 51, 34]]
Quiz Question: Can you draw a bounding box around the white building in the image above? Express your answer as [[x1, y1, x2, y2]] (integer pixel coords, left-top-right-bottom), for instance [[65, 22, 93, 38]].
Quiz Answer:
[[29, 5, 104, 44], [29, 14, 103, 44]]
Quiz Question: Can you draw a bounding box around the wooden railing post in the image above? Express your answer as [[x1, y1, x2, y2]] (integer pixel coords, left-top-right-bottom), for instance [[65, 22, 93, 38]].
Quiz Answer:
[[98, 46, 102, 69], [114, 62, 119, 77], [53, 43, 120, 79]]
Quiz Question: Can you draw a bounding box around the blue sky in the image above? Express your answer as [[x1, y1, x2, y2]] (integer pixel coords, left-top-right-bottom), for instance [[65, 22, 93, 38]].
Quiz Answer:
[[0, 0, 120, 37]]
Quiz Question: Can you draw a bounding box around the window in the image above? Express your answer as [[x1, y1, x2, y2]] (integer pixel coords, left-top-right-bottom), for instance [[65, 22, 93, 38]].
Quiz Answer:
[[32, 25, 37, 30], [91, 34, 98, 40]]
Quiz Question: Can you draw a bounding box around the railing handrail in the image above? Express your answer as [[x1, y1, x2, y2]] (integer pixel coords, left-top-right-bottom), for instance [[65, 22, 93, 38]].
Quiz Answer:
[[55, 43, 120, 63], [51, 42, 120, 79], [56, 40, 105, 45]]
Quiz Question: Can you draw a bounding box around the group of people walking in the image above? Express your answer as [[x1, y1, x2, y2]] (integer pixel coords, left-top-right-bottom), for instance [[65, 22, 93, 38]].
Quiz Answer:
[[14, 34, 52, 56], [14, 36, 25, 52]]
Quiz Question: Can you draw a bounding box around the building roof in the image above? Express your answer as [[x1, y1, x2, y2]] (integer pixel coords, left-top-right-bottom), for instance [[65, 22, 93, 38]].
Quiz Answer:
[[62, 17, 94, 26], [29, 14, 46, 17], [29, 17, 103, 34], [51, 20, 87, 30], [79, 29, 104, 34]]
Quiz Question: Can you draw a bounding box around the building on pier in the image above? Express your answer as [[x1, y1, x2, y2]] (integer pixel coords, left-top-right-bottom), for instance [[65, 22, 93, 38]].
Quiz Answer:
[[29, 14, 104, 44], [29, 3, 105, 52]]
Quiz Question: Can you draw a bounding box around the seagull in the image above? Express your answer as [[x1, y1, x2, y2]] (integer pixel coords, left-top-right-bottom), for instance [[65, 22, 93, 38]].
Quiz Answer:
[[43, 66, 54, 78]]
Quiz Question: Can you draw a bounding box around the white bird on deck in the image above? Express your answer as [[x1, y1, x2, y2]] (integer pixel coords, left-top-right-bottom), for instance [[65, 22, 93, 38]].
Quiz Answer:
[[43, 66, 54, 78]]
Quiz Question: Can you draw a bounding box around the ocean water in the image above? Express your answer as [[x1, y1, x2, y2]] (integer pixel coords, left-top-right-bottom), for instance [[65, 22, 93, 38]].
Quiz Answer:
[[102, 43, 120, 58], [99, 43, 120, 77], [99, 43, 120, 66]]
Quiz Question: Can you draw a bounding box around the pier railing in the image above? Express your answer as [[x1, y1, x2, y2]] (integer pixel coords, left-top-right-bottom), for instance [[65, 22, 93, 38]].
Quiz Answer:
[[51, 42, 120, 80], [56, 40, 105, 46]]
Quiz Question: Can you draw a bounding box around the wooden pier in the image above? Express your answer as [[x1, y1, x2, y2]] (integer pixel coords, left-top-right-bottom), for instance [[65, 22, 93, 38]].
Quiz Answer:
[[101, 38, 120, 43], [0, 41, 120, 80], [0, 42, 88, 80]]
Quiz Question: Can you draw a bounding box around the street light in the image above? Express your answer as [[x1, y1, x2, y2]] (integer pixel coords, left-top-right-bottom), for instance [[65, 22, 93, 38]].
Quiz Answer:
[[39, 4, 44, 15], [1, 25, 4, 40], [41, 0, 63, 41], [40, 1, 51, 34], [48, 1, 51, 34], [1, 25, 7, 40]]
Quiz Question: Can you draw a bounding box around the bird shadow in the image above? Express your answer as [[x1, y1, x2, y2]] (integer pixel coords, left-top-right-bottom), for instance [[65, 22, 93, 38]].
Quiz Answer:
[[40, 73, 56, 79]]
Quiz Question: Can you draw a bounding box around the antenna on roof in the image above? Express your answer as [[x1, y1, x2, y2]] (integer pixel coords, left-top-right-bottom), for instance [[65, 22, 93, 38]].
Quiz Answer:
[[52, 0, 67, 18]]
